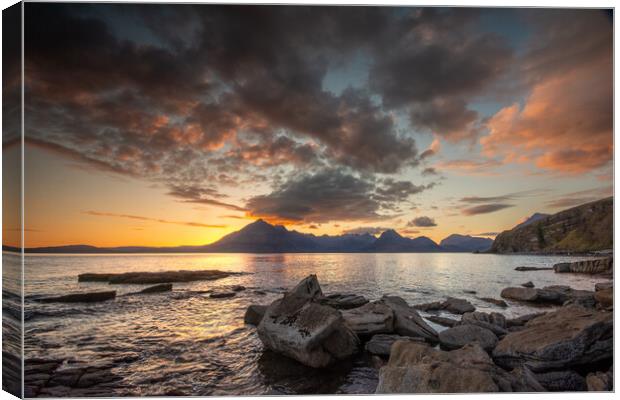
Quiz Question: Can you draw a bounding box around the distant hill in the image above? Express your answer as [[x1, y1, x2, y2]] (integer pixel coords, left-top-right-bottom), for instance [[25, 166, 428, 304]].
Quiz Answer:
[[365, 229, 441, 252], [514, 213, 550, 229], [439, 234, 493, 252], [491, 197, 613, 253]]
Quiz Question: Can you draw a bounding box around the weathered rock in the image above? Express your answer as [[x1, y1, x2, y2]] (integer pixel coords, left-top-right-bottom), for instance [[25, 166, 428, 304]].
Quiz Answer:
[[138, 283, 172, 294], [595, 282, 613, 291], [439, 325, 498, 352], [500, 286, 589, 305], [231, 285, 246, 292], [75, 369, 121, 388], [364, 334, 423, 357], [39, 291, 116, 303], [244, 305, 268, 325], [586, 370, 613, 391], [553, 257, 612, 274], [78, 269, 237, 284], [341, 301, 393, 336], [257, 275, 359, 368], [478, 297, 508, 308], [506, 312, 546, 328], [463, 290, 477, 294], [376, 341, 545, 393], [427, 315, 459, 328], [534, 370, 587, 391], [319, 294, 368, 310], [493, 305, 612, 371], [521, 281, 534, 288], [594, 287, 613, 308], [210, 292, 236, 299], [461, 312, 507, 336], [414, 297, 475, 314], [380, 296, 438, 342], [501, 287, 538, 302], [515, 266, 552, 271]]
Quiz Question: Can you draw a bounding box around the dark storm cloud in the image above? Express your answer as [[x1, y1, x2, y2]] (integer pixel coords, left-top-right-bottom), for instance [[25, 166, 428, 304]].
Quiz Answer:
[[407, 216, 437, 227], [245, 169, 435, 224], [462, 203, 514, 216]]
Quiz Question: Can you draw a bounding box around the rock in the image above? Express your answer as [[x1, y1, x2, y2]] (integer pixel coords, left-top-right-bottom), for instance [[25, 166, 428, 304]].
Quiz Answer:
[[439, 325, 498, 352], [244, 305, 268, 325], [210, 292, 236, 299], [500, 286, 587, 305], [443, 297, 475, 314], [254, 290, 267, 295], [463, 290, 477, 294], [257, 275, 359, 368], [78, 269, 238, 284], [594, 287, 612, 308], [427, 315, 459, 328], [521, 281, 534, 288], [586, 370, 613, 391], [231, 285, 246, 292], [75, 368, 121, 388], [478, 297, 508, 307], [414, 297, 475, 314], [506, 312, 546, 328], [341, 301, 393, 336], [595, 282, 613, 291], [461, 312, 507, 336], [364, 334, 423, 357], [553, 257, 612, 274], [319, 294, 368, 310], [534, 370, 587, 391], [380, 296, 438, 342], [515, 267, 552, 271], [39, 291, 116, 303], [138, 283, 172, 294], [376, 341, 545, 393], [493, 305, 612, 371]]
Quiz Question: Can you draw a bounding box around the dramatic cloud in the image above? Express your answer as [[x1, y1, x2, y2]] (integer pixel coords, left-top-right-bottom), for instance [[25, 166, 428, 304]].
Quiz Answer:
[[83, 211, 226, 228], [407, 216, 437, 227], [482, 9, 612, 174], [462, 204, 514, 216], [245, 169, 435, 224]]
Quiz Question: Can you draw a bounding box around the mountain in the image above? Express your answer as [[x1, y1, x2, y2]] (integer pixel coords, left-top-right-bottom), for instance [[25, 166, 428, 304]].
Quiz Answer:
[[514, 213, 550, 229], [439, 234, 493, 252], [16, 219, 481, 254], [365, 229, 441, 252], [491, 197, 613, 253]]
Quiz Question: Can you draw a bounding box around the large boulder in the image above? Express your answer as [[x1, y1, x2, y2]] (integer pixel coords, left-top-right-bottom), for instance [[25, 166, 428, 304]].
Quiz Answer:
[[506, 312, 546, 328], [39, 291, 116, 303], [244, 305, 267, 325], [500, 286, 592, 305], [376, 341, 545, 393], [257, 275, 359, 368], [439, 325, 498, 352], [461, 312, 507, 336], [594, 287, 613, 308], [478, 297, 508, 308], [318, 294, 368, 310], [414, 297, 475, 314], [586, 370, 613, 391], [493, 305, 612, 371], [534, 370, 587, 391], [364, 334, 423, 357], [553, 257, 612, 274], [380, 296, 438, 342], [427, 315, 459, 328], [341, 301, 393, 336]]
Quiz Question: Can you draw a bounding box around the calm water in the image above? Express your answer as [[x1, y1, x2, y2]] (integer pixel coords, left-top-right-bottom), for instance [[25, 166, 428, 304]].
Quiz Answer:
[[23, 252, 608, 396]]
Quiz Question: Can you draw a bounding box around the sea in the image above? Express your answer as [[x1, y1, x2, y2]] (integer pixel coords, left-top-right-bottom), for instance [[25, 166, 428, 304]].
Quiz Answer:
[[6, 252, 610, 395]]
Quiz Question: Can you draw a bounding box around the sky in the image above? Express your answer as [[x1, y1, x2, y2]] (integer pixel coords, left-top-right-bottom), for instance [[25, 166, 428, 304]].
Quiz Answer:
[[4, 4, 613, 248]]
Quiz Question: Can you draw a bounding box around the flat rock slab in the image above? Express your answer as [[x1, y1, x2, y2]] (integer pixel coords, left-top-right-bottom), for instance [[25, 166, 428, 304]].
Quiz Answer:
[[319, 293, 368, 310], [39, 291, 116, 303], [515, 267, 552, 271], [342, 301, 394, 336], [414, 297, 475, 314], [427, 315, 459, 328], [380, 296, 438, 342], [365, 334, 423, 357], [493, 305, 612, 371], [376, 342, 544, 393], [461, 311, 507, 336], [553, 258, 612, 274], [78, 270, 239, 284], [138, 283, 172, 294], [210, 292, 236, 299], [500, 286, 592, 305], [478, 297, 508, 308], [439, 324, 498, 352]]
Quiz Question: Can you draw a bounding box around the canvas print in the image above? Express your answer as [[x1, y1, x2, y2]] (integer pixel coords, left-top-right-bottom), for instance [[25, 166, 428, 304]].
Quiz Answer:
[[1, 2, 614, 397]]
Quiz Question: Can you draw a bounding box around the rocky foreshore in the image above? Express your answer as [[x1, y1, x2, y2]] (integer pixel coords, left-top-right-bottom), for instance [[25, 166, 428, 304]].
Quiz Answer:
[[246, 271, 613, 393]]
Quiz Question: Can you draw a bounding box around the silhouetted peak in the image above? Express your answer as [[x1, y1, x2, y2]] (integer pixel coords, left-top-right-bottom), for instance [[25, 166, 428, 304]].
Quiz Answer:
[[379, 229, 402, 240]]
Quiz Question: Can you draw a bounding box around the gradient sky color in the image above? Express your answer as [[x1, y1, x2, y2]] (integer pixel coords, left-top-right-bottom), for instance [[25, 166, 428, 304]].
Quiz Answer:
[[5, 4, 613, 248]]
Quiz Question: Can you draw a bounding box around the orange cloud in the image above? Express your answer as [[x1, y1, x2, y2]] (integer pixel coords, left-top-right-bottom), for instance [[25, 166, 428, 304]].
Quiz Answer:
[[482, 58, 612, 174]]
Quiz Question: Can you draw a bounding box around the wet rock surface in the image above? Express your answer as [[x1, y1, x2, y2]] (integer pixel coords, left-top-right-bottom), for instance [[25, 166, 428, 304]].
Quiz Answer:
[[376, 342, 544, 393], [414, 297, 475, 314], [38, 291, 117, 303], [364, 334, 423, 357], [244, 304, 268, 325], [460, 311, 507, 336], [553, 257, 613, 274], [515, 266, 552, 271], [341, 301, 394, 336], [534, 370, 587, 391], [478, 297, 508, 308], [493, 305, 612, 371], [137, 283, 172, 294], [380, 296, 438, 342], [319, 294, 368, 310], [439, 325, 498, 352], [78, 269, 239, 284], [210, 292, 236, 299], [426, 315, 458, 327]]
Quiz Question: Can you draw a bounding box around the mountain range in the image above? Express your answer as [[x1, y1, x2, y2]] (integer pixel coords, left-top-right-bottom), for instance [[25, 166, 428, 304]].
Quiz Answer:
[[9, 219, 493, 254]]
